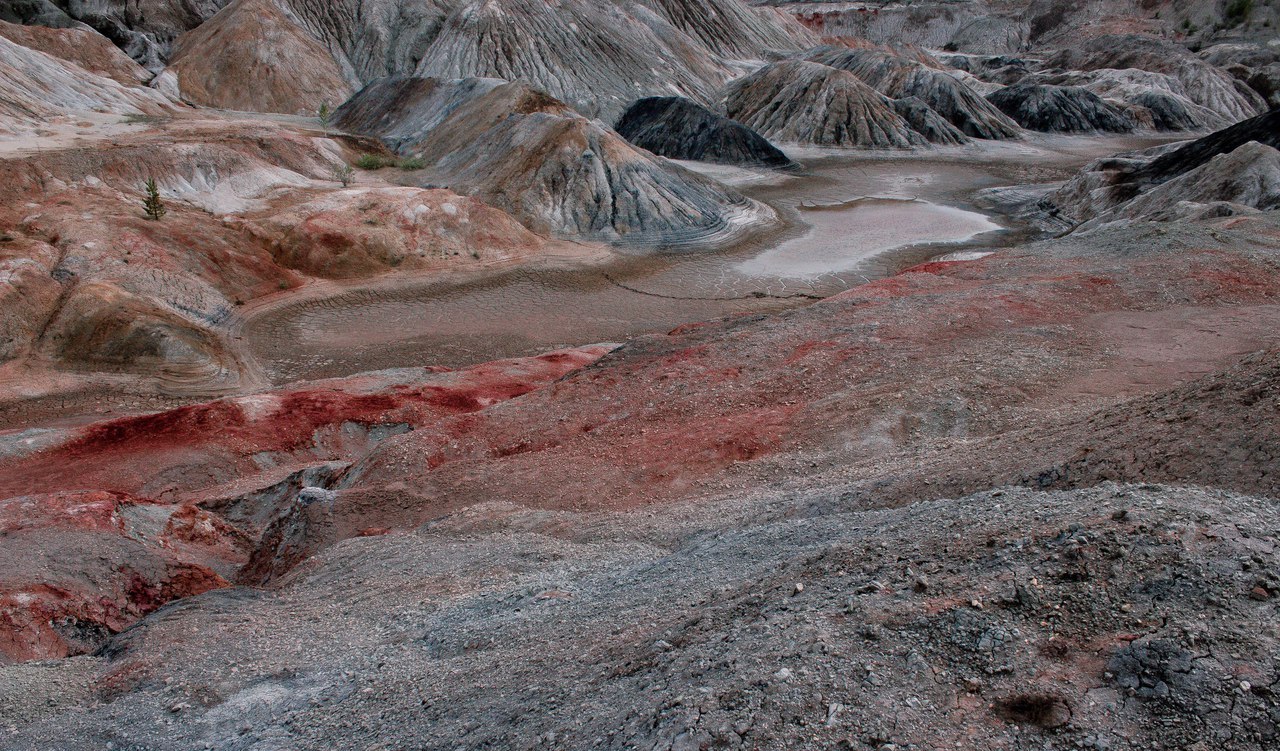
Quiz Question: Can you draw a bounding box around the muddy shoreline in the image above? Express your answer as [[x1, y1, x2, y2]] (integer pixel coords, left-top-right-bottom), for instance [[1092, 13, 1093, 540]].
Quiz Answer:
[[242, 134, 1182, 384]]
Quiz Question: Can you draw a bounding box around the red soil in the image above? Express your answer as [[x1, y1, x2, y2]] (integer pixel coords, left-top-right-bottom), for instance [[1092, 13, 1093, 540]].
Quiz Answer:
[[338, 219, 1280, 517]]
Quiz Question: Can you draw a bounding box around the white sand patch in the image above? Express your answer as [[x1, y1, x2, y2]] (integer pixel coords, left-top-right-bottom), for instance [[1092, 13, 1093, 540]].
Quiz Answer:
[[232, 393, 282, 422]]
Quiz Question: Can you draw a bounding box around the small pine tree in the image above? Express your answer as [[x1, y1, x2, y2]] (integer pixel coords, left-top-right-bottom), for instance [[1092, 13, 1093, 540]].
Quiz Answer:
[[143, 178, 167, 221], [318, 101, 331, 125]]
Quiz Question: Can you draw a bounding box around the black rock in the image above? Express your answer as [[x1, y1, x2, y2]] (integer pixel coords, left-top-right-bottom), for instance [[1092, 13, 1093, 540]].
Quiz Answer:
[[1130, 107, 1280, 187], [614, 97, 796, 169], [1128, 91, 1205, 132], [1248, 64, 1280, 108], [892, 96, 969, 145], [986, 84, 1132, 133]]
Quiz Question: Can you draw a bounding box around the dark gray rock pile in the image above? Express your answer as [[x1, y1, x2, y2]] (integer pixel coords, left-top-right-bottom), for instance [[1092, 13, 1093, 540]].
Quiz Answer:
[[986, 83, 1132, 133], [614, 96, 796, 169]]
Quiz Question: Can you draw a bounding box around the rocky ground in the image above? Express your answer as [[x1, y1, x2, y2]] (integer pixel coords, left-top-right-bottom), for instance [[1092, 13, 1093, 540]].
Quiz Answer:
[[1, 1, 1278, 750]]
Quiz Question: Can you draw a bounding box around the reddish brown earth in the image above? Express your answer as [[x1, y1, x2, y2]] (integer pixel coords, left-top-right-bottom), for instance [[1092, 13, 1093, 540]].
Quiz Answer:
[[0, 344, 613, 662], [0, 20, 149, 85], [0, 114, 593, 424], [4, 213, 1278, 664], [166, 0, 354, 115], [340, 214, 1280, 516], [1, 4, 1278, 748]]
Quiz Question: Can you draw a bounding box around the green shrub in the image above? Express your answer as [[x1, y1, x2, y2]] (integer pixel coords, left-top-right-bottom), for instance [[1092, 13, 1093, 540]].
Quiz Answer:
[[332, 163, 355, 186], [1226, 0, 1254, 25], [399, 156, 426, 170], [355, 153, 392, 170]]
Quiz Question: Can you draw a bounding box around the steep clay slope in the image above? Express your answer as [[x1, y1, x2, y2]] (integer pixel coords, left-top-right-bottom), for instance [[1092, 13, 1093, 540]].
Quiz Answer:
[[986, 83, 1134, 133], [614, 97, 796, 169], [280, 0, 814, 121], [807, 46, 1022, 139], [8, 0, 815, 120], [411, 0, 732, 120], [165, 0, 353, 115], [723, 59, 928, 148], [335, 77, 777, 246], [0, 32, 172, 135], [1053, 108, 1280, 223], [0, 18, 148, 85], [891, 95, 970, 145], [0, 0, 231, 71], [1045, 34, 1266, 124]]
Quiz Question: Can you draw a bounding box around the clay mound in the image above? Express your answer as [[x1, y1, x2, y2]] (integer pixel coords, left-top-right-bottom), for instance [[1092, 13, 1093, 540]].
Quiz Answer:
[[0, 18, 147, 85], [330, 75, 529, 152], [806, 46, 1021, 140], [1, 0, 230, 71], [408, 0, 814, 121], [1199, 43, 1280, 71], [1055, 107, 1280, 225], [258, 187, 546, 278], [1027, 68, 1229, 131], [1078, 141, 1280, 229], [165, 0, 353, 115], [723, 60, 926, 149], [0, 117, 572, 396], [614, 96, 795, 169], [336, 77, 775, 246], [1045, 34, 1266, 124], [891, 96, 969, 145], [413, 0, 732, 121], [1136, 107, 1280, 185], [986, 83, 1132, 133], [0, 32, 171, 134], [1125, 90, 1213, 132], [41, 281, 233, 380]]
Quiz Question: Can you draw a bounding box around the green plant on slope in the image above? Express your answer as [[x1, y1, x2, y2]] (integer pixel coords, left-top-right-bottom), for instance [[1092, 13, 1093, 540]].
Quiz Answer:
[[355, 153, 393, 170], [332, 162, 355, 186], [142, 178, 167, 221]]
